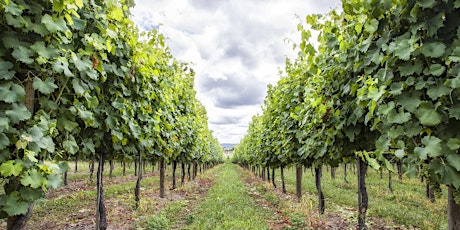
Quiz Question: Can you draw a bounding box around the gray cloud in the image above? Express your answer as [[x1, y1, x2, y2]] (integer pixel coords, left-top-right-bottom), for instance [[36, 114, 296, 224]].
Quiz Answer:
[[132, 0, 341, 143], [223, 41, 258, 68], [199, 74, 266, 108], [210, 114, 245, 125]]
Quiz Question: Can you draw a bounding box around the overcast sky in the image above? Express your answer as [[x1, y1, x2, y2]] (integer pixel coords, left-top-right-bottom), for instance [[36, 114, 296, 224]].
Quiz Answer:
[[131, 0, 341, 144]]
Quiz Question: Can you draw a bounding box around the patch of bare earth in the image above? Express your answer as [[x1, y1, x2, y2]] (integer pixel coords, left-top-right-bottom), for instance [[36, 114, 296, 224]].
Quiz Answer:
[[21, 170, 217, 230]]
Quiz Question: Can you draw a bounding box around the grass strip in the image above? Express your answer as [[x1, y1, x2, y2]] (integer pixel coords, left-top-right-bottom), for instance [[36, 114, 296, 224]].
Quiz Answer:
[[279, 166, 447, 229], [185, 163, 272, 229]]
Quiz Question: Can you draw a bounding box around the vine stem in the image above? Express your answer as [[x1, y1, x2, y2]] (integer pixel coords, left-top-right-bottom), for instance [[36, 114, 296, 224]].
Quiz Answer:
[[54, 76, 70, 104]]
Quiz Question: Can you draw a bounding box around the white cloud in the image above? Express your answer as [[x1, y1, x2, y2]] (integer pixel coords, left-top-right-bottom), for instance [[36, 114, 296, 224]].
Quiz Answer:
[[131, 0, 341, 144]]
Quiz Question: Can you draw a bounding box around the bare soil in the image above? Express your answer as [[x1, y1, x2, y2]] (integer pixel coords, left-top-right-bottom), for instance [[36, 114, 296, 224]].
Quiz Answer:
[[22, 170, 216, 230]]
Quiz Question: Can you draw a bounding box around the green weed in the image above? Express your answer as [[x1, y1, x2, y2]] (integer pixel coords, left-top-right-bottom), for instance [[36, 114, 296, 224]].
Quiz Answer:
[[145, 213, 169, 230], [185, 214, 195, 225], [287, 212, 306, 230], [264, 192, 280, 207]]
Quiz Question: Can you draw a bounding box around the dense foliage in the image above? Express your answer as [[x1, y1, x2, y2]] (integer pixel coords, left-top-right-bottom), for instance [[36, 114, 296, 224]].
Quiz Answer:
[[233, 0, 460, 228], [0, 0, 223, 228]]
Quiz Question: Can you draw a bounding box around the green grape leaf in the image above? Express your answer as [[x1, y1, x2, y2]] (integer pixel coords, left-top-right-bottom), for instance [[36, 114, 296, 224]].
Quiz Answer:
[[5, 13, 27, 28], [24, 150, 38, 163], [2, 33, 20, 49], [70, 17, 85, 31], [52, 0, 65, 12], [111, 130, 123, 142], [85, 95, 99, 109], [363, 47, 382, 65], [378, 102, 395, 115], [31, 23, 49, 36], [414, 136, 442, 160], [128, 119, 141, 139], [384, 159, 394, 172], [419, 0, 436, 8], [46, 173, 63, 189], [12, 46, 34, 64], [397, 93, 421, 113], [72, 79, 85, 96], [450, 76, 460, 89], [414, 101, 441, 126], [389, 82, 403, 95], [21, 169, 45, 189], [447, 138, 460, 150], [0, 60, 15, 80], [19, 187, 44, 201], [63, 136, 79, 154], [427, 84, 451, 100], [41, 14, 68, 33], [387, 109, 411, 124], [53, 61, 74, 77], [38, 136, 55, 153], [0, 160, 23, 177], [367, 158, 380, 170], [57, 117, 79, 132], [422, 42, 446, 58], [77, 108, 94, 127], [0, 117, 9, 133], [387, 126, 404, 139], [75, 0, 84, 8], [416, 77, 428, 91], [427, 13, 445, 37], [398, 61, 416, 76], [455, 0, 460, 8], [105, 116, 116, 129], [395, 149, 405, 159], [16, 140, 27, 150], [3, 193, 30, 216], [82, 138, 95, 154], [6, 103, 31, 124], [447, 154, 460, 171], [4, 1, 23, 16], [426, 64, 446, 76], [443, 165, 460, 189], [108, 8, 124, 21], [405, 76, 415, 86], [427, 159, 443, 172], [30, 128, 43, 145], [355, 23, 362, 34], [33, 77, 58, 94], [449, 47, 460, 62], [0, 82, 25, 103], [449, 104, 460, 119], [72, 56, 92, 72], [30, 42, 59, 59], [0, 133, 10, 151], [394, 37, 416, 60], [364, 19, 379, 33]]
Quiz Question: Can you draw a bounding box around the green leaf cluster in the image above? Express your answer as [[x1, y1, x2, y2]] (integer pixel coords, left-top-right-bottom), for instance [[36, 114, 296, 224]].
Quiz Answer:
[[0, 0, 223, 219], [234, 0, 460, 190]]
